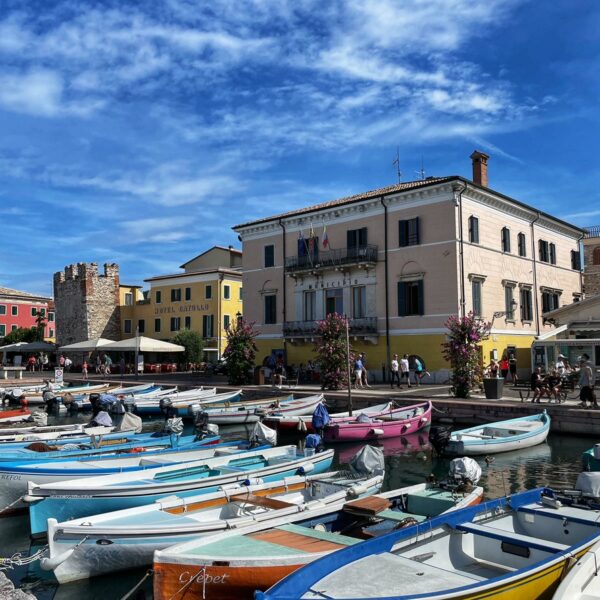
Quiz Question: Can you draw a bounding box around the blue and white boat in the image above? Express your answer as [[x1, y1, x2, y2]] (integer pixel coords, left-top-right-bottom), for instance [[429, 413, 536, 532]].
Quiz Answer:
[[257, 487, 600, 600], [42, 470, 384, 583], [25, 446, 334, 535], [438, 411, 550, 456], [133, 389, 242, 416]]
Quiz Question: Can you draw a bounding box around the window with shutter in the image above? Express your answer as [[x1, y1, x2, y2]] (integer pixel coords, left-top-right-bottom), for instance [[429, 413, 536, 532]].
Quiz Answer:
[[468, 216, 479, 243], [264, 245, 275, 268], [472, 280, 482, 316], [399, 218, 420, 247], [549, 243, 556, 265], [501, 227, 511, 253], [518, 233, 526, 257], [398, 280, 424, 316]]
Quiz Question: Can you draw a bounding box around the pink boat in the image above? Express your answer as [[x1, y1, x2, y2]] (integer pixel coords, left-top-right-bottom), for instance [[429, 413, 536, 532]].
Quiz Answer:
[[263, 401, 398, 432], [323, 401, 432, 442]]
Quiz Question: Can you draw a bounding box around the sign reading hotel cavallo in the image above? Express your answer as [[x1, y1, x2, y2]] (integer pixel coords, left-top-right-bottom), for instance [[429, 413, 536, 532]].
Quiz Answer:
[[155, 304, 210, 315]]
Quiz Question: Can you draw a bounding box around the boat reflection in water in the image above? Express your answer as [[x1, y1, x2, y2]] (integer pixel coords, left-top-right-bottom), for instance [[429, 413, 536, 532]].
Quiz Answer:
[[335, 430, 431, 464]]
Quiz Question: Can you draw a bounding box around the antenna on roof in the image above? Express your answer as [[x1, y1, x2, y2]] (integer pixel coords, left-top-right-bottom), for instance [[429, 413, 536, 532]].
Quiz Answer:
[[415, 155, 426, 180], [392, 147, 402, 183]]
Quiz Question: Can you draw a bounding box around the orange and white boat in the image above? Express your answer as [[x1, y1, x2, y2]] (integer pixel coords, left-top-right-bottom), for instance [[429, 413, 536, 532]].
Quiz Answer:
[[153, 478, 483, 599]]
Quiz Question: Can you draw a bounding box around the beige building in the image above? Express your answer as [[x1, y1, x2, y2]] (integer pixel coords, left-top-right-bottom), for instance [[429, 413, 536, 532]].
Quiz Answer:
[[233, 152, 584, 379], [583, 226, 600, 297], [119, 246, 243, 360]]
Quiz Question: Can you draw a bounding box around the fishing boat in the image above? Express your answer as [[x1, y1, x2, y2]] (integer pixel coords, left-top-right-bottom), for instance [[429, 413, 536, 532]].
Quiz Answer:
[[323, 401, 431, 442], [257, 486, 600, 600], [206, 394, 324, 426], [153, 462, 483, 600], [0, 408, 31, 423], [431, 411, 550, 456], [0, 424, 145, 446], [26, 445, 334, 535], [133, 389, 244, 416], [263, 401, 394, 432], [43, 471, 384, 583]]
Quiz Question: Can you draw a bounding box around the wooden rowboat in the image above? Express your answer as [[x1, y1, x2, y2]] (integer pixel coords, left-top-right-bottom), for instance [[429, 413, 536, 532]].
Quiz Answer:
[[257, 487, 600, 600], [43, 471, 383, 583], [441, 411, 550, 456], [323, 401, 431, 442], [153, 478, 482, 599], [0, 408, 31, 423]]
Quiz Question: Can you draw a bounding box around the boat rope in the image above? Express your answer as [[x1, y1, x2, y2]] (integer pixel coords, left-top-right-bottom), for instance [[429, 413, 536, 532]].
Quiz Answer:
[[0, 496, 24, 516], [0, 545, 48, 571], [119, 568, 153, 600], [430, 404, 450, 415]]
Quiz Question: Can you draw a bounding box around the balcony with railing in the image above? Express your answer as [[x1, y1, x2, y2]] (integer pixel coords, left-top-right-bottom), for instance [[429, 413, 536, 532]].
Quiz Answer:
[[284, 244, 378, 274], [283, 317, 378, 339], [584, 225, 600, 239]]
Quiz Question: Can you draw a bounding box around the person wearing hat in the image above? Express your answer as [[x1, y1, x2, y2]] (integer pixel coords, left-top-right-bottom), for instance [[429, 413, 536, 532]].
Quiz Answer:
[[577, 355, 597, 409], [555, 354, 569, 377]]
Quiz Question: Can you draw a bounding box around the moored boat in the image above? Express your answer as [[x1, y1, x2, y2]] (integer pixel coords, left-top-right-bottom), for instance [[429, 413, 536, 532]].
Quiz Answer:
[[430, 410, 551, 456], [257, 486, 600, 600], [43, 470, 384, 583], [0, 408, 31, 423], [153, 461, 483, 600], [323, 401, 431, 442], [26, 445, 334, 535]]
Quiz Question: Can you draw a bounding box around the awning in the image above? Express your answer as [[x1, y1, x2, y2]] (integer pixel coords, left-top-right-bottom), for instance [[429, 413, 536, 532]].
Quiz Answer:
[[0, 341, 55, 352], [103, 336, 184, 353], [59, 338, 116, 352], [569, 322, 600, 332]]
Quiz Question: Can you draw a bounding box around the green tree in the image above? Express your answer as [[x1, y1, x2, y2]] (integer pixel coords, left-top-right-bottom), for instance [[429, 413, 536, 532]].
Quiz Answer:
[[314, 313, 352, 390], [172, 330, 204, 369], [2, 327, 38, 345], [34, 310, 47, 341], [442, 313, 491, 398], [223, 318, 258, 385]]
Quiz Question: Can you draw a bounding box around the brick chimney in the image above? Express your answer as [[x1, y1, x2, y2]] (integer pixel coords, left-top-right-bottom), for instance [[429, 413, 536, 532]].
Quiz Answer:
[[470, 150, 490, 187]]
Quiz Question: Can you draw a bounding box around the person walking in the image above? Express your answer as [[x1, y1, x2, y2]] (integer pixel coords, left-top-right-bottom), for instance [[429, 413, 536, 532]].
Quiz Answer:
[[400, 354, 411, 388], [360, 353, 372, 388], [104, 353, 112, 375], [508, 354, 518, 384], [82, 360, 88, 380], [59, 354, 66, 369], [500, 355, 509, 379], [390, 354, 401, 388], [578, 355, 597, 409], [64, 356, 73, 373], [354, 355, 364, 389]]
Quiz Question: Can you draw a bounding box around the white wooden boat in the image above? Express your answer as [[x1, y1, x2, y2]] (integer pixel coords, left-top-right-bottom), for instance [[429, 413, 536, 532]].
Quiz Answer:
[[153, 478, 483, 599], [256, 487, 600, 600], [437, 411, 551, 456], [552, 537, 600, 600], [0, 423, 117, 444], [43, 471, 383, 583], [26, 445, 335, 535], [205, 394, 324, 425]]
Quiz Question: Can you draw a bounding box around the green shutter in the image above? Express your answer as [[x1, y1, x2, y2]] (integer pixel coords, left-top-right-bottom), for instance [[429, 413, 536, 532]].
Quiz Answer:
[[399, 221, 407, 247], [398, 282, 407, 316], [417, 280, 424, 315]]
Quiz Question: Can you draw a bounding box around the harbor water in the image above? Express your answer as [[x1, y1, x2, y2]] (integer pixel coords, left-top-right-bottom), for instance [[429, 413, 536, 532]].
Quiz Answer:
[[0, 411, 594, 599]]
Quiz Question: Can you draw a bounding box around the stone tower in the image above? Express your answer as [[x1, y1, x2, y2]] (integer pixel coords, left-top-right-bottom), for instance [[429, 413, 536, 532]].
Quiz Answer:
[[53, 262, 121, 346], [583, 227, 600, 298]]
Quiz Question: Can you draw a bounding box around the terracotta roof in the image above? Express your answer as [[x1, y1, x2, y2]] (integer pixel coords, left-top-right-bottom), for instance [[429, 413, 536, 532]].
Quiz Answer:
[[0, 286, 52, 301], [145, 267, 242, 283], [180, 245, 242, 269], [233, 177, 456, 229]]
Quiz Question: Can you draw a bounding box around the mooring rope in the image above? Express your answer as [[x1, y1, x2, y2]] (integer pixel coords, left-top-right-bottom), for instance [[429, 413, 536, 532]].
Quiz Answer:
[[0, 496, 24, 516], [120, 568, 153, 600], [0, 545, 48, 571]]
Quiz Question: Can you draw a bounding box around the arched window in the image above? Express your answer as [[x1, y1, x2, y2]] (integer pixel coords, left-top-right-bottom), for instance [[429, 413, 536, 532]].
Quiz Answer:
[[594, 246, 600, 265]]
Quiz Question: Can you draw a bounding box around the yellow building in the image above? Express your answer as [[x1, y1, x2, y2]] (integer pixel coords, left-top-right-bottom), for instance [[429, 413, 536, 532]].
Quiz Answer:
[[119, 246, 243, 360], [233, 152, 584, 381]]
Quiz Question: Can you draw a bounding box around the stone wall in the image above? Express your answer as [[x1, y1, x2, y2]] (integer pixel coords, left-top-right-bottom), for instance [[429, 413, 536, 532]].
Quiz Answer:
[[53, 262, 121, 346], [583, 237, 600, 298]]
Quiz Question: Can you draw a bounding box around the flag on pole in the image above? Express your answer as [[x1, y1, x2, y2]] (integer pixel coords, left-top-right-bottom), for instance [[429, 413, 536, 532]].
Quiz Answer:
[[322, 223, 329, 248], [308, 222, 315, 254]]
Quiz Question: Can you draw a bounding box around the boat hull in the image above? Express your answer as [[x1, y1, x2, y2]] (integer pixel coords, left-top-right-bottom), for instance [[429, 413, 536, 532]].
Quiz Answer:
[[323, 402, 431, 442]]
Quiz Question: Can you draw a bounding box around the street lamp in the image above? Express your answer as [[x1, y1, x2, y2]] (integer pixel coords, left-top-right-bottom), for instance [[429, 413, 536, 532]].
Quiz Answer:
[[491, 299, 518, 327]]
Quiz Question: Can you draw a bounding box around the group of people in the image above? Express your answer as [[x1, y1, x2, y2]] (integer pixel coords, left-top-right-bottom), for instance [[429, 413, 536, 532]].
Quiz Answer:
[[25, 353, 50, 372], [486, 354, 518, 382], [529, 353, 597, 406], [389, 353, 429, 388]]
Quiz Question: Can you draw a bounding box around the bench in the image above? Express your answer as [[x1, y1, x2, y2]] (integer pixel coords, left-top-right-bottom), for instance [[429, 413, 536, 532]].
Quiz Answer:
[[230, 492, 296, 510], [0, 367, 25, 380], [456, 522, 569, 554]]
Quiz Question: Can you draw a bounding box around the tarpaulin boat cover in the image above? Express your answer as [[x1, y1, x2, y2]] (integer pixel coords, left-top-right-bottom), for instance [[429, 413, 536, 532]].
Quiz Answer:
[[350, 445, 384, 476], [448, 457, 482, 485], [250, 421, 277, 446], [576, 472, 600, 498]]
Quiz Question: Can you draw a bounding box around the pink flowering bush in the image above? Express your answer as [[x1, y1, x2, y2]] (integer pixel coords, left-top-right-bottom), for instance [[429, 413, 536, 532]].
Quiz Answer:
[[223, 318, 258, 385], [314, 313, 352, 390], [442, 313, 491, 398]]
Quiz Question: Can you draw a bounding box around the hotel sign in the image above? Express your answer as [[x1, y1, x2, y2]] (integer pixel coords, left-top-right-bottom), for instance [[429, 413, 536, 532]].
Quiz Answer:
[[154, 304, 210, 315]]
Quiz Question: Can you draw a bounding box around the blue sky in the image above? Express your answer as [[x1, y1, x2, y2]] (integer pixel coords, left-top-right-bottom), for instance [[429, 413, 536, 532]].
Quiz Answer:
[[1, 0, 599, 296]]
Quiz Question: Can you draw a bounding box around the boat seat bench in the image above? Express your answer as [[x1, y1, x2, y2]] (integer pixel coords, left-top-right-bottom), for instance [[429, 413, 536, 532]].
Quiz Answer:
[[376, 509, 427, 523], [456, 522, 569, 553], [518, 504, 600, 527]]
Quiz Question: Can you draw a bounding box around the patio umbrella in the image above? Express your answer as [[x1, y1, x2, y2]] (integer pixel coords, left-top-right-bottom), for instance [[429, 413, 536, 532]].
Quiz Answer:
[[2, 341, 56, 352], [103, 336, 184, 353], [59, 338, 115, 352]]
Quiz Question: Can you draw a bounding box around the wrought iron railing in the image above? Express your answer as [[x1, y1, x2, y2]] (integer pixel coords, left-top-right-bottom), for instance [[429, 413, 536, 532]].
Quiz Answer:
[[584, 226, 600, 238], [284, 245, 378, 272], [283, 317, 378, 337]]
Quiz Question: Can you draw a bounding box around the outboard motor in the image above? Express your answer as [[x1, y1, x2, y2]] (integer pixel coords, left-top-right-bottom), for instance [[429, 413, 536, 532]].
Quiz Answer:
[[249, 422, 277, 448], [428, 425, 452, 456], [304, 433, 324, 453], [89, 393, 102, 417], [159, 397, 173, 418], [42, 390, 57, 413], [193, 410, 211, 440]]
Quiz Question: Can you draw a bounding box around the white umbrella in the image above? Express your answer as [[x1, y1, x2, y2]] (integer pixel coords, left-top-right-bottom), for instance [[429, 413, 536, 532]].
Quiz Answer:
[[103, 336, 184, 353], [0, 342, 30, 352], [59, 338, 115, 352], [1, 341, 55, 352]]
